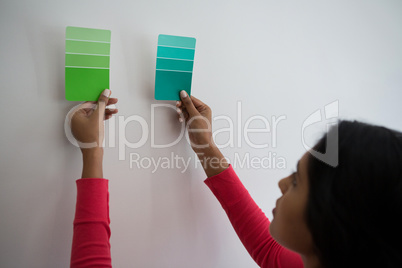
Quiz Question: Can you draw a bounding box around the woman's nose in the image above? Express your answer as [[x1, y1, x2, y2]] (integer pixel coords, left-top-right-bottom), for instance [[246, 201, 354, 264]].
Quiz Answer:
[[278, 177, 288, 195]]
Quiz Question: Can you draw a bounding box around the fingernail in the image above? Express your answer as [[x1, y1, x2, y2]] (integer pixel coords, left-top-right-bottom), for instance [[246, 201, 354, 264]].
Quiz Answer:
[[180, 90, 188, 98], [179, 118, 184, 122], [102, 89, 111, 97], [176, 101, 180, 106], [176, 108, 181, 114]]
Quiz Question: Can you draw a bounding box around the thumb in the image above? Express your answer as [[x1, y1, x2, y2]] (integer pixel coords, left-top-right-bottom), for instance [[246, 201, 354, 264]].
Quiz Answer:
[[94, 89, 111, 116], [179, 90, 198, 117]]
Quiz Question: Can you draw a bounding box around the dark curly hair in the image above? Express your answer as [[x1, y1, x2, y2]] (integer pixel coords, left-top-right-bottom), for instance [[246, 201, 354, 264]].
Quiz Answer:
[[306, 120, 402, 268]]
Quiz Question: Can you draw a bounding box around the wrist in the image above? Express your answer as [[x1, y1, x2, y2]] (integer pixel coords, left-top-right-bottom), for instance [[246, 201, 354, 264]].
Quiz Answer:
[[81, 147, 104, 159], [192, 140, 218, 155], [81, 148, 104, 178], [194, 143, 229, 178]]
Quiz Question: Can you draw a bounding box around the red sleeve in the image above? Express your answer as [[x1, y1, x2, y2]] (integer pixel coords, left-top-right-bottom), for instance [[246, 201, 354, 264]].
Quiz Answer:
[[70, 178, 112, 268], [204, 165, 303, 268]]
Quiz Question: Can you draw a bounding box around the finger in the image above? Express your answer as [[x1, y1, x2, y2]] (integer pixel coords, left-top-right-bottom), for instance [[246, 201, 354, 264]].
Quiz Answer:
[[82, 108, 94, 116], [107, 97, 118, 106], [106, 108, 118, 113], [176, 101, 182, 107], [94, 89, 111, 116], [183, 110, 189, 120], [105, 108, 118, 115], [177, 106, 190, 119], [176, 106, 182, 121], [189, 95, 207, 109], [178, 116, 184, 123], [178, 110, 189, 120], [80, 101, 97, 114], [176, 106, 187, 122], [79, 101, 97, 110], [105, 108, 119, 120], [176, 106, 187, 117], [69, 102, 96, 121], [177, 112, 188, 122], [179, 90, 198, 117]]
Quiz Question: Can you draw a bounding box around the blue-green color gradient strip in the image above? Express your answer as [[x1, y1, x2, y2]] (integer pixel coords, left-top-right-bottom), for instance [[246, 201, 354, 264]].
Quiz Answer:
[[155, 70, 192, 100], [156, 58, 193, 72], [158, 34, 196, 49], [157, 46, 195, 60]]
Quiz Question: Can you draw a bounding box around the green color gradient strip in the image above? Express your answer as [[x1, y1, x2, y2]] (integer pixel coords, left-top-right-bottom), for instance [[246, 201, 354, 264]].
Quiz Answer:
[[65, 26, 111, 101], [66, 26, 111, 42], [158, 34, 196, 49], [156, 58, 193, 72], [66, 40, 110, 55], [65, 54, 110, 68], [157, 46, 195, 60], [65, 68, 109, 101]]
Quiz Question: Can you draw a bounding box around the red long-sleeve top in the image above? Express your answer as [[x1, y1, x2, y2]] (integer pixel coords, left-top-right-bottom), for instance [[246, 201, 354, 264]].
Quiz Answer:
[[71, 178, 111, 267], [70, 165, 303, 267]]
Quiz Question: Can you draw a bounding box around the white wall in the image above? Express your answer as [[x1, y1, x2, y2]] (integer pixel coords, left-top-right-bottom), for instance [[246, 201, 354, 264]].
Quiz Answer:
[[1, 0, 401, 267]]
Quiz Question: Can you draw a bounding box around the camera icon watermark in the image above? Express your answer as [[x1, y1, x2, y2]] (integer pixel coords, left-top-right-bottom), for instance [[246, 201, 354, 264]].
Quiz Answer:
[[302, 100, 339, 167]]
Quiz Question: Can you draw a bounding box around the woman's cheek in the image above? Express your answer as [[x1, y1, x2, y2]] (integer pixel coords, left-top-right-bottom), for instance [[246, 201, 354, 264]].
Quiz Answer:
[[269, 208, 283, 241], [270, 199, 292, 245]]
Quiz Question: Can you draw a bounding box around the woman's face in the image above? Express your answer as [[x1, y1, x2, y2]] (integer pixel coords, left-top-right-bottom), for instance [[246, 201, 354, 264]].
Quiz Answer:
[[269, 152, 315, 255]]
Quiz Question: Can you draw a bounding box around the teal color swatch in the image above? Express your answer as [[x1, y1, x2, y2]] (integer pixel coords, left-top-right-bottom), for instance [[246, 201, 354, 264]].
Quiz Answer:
[[155, 34, 196, 100], [65, 26, 111, 101]]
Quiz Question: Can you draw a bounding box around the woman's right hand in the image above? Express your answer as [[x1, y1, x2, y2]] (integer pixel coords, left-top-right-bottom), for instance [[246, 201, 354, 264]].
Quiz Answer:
[[176, 90, 213, 152], [176, 90, 229, 177]]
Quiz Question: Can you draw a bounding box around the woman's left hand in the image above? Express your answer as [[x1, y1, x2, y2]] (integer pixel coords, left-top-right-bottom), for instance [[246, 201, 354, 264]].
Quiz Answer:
[[70, 89, 118, 152]]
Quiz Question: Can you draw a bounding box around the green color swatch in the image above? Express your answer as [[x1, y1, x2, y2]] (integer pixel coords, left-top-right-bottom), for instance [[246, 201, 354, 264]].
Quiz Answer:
[[155, 34, 196, 100], [65, 26, 111, 101]]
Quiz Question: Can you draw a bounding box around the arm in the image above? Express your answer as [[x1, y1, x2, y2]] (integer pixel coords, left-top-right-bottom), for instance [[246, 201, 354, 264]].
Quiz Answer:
[[70, 148, 112, 268], [69, 89, 118, 267], [204, 162, 303, 268], [176, 91, 303, 268]]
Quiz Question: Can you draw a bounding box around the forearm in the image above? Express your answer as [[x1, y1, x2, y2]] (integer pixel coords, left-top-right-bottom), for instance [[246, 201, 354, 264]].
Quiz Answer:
[[72, 150, 110, 267], [71, 178, 111, 267], [81, 148, 104, 178], [194, 143, 229, 178]]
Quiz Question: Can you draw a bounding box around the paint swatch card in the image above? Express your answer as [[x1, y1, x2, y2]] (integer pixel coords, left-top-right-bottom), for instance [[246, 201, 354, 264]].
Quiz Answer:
[[155, 34, 196, 100], [65, 26, 111, 101]]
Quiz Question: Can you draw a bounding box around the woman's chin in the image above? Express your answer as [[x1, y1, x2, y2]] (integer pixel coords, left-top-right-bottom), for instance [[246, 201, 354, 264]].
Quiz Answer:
[[269, 220, 276, 237]]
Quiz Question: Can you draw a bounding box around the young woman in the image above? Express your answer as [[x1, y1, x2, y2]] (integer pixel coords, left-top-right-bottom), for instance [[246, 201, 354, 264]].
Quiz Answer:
[[69, 89, 402, 268]]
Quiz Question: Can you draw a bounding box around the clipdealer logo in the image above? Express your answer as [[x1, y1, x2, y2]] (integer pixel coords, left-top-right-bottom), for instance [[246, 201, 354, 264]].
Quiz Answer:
[[64, 100, 339, 171]]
